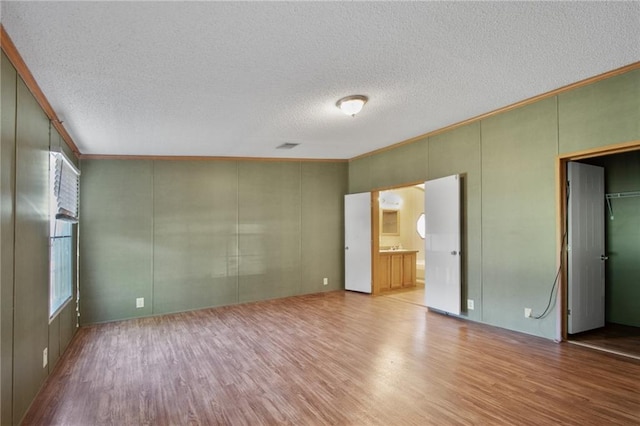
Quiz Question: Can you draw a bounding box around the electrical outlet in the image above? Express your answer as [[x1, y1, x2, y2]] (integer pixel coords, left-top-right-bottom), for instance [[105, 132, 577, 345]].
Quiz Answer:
[[136, 297, 144, 308], [323, 278, 329, 286], [43, 347, 48, 369], [467, 299, 474, 310], [524, 308, 532, 318]]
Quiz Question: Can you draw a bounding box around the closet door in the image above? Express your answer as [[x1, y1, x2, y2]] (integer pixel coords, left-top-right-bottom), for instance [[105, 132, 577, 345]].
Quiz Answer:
[[567, 161, 605, 334]]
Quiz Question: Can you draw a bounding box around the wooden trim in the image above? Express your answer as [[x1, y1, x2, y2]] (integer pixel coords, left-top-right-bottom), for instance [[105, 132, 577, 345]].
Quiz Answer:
[[558, 139, 640, 162], [556, 139, 640, 341], [371, 191, 380, 295], [555, 156, 568, 341], [4, 18, 637, 165], [371, 180, 426, 193], [1, 25, 81, 158], [78, 154, 348, 163], [351, 62, 640, 162]]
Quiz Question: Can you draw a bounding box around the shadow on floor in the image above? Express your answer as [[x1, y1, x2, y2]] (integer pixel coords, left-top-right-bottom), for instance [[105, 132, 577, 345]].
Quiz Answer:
[[569, 323, 640, 361]]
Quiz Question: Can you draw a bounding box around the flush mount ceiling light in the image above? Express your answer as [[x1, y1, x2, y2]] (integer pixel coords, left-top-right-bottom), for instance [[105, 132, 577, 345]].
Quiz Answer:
[[336, 95, 368, 117]]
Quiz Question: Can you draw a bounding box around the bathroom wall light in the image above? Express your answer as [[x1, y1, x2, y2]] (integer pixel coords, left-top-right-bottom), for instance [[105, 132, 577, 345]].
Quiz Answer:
[[336, 95, 368, 117], [379, 190, 402, 210]]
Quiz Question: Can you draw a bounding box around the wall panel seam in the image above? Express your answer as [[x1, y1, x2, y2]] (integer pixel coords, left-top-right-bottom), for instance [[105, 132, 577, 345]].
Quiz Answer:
[[479, 120, 484, 323], [151, 161, 155, 315], [236, 161, 240, 303], [298, 162, 302, 295]]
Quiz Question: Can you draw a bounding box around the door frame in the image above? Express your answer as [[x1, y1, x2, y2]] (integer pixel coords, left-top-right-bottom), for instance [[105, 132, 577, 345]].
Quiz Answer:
[[370, 181, 426, 295], [557, 140, 640, 341]]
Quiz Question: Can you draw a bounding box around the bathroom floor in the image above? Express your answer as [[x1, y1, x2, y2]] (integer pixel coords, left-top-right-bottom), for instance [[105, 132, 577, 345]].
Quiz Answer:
[[383, 284, 425, 307]]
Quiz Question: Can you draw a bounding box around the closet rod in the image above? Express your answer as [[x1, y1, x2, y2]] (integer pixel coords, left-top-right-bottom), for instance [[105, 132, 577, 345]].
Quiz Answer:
[[605, 191, 640, 220], [605, 190, 640, 199]]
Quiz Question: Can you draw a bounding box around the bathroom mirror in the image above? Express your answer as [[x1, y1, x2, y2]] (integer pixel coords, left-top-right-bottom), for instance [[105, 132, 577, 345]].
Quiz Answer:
[[381, 210, 400, 235]]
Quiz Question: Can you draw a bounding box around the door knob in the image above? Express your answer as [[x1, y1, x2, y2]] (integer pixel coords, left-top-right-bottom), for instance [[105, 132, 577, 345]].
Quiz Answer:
[[345, 246, 349, 250], [600, 254, 609, 261], [451, 250, 457, 255]]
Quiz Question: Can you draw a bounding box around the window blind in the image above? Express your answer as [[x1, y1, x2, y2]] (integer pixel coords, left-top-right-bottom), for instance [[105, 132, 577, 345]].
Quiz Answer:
[[51, 151, 80, 222]]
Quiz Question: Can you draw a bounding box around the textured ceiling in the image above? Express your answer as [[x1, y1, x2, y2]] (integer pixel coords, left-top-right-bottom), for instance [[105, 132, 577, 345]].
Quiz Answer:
[[2, 2, 639, 159]]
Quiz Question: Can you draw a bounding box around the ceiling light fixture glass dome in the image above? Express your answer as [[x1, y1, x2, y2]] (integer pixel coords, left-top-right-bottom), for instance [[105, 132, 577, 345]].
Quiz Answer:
[[336, 95, 368, 117]]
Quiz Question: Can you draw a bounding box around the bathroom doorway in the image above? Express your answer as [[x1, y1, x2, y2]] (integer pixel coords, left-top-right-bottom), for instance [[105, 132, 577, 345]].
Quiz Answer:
[[373, 183, 426, 306]]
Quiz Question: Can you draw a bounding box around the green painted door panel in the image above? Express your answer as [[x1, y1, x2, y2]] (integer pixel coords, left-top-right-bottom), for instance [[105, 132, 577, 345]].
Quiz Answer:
[[79, 160, 153, 324], [13, 78, 50, 422], [559, 70, 640, 154], [153, 161, 239, 314], [428, 122, 482, 321], [481, 98, 558, 339]]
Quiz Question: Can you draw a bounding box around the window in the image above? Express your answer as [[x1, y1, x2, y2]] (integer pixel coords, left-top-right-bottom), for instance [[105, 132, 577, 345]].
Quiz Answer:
[[49, 150, 80, 320], [416, 213, 425, 239]]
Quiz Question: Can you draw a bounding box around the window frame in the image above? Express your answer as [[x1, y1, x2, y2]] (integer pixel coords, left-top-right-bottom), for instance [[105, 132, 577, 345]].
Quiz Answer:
[[48, 149, 80, 321]]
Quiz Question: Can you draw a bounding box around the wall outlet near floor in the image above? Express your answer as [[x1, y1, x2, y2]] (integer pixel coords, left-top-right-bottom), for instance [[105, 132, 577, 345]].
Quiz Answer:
[[323, 278, 328, 286], [43, 347, 48, 368], [467, 299, 474, 310], [524, 308, 532, 318], [136, 297, 144, 308]]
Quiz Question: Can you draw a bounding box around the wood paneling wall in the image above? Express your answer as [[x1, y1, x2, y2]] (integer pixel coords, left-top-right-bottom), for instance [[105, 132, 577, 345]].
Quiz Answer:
[[0, 51, 18, 426], [0, 53, 79, 425], [79, 159, 348, 324], [348, 68, 640, 340]]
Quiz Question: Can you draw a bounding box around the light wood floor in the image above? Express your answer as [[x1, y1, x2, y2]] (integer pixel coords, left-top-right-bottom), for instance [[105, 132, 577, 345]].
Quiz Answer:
[[383, 285, 426, 306], [24, 291, 640, 425]]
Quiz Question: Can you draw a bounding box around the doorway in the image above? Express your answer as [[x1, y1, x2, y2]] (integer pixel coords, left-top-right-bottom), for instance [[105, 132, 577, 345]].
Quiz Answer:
[[559, 142, 640, 359], [373, 183, 427, 306]]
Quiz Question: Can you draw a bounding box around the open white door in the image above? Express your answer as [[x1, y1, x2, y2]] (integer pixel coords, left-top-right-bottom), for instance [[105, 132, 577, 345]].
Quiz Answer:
[[345, 192, 372, 293], [568, 162, 605, 334], [424, 175, 461, 315]]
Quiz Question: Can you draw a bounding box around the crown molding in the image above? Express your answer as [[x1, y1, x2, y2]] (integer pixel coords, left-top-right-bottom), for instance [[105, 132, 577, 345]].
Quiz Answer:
[[1, 25, 81, 158], [350, 61, 640, 161]]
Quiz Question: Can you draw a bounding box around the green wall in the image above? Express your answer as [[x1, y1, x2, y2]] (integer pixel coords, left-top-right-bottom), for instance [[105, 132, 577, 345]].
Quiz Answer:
[[0, 53, 79, 425], [558, 70, 640, 154], [1, 51, 18, 426], [348, 70, 640, 340], [428, 122, 482, 322], [79, 159, 347, 324]]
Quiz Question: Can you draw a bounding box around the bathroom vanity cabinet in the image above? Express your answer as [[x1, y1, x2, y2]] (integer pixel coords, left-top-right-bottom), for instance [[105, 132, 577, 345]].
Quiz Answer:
[[378, 250, 417, 292]]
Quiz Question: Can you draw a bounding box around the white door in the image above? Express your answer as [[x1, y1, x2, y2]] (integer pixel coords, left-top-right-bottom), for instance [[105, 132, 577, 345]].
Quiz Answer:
[[344, 192, 372, 293], [567, 162, 605, 334], [424, 175, 461, 315]]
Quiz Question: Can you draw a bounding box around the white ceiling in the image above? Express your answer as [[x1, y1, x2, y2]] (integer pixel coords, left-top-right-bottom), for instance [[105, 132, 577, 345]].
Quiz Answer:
[[2, 2, 639, 159]]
